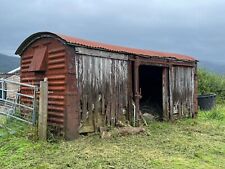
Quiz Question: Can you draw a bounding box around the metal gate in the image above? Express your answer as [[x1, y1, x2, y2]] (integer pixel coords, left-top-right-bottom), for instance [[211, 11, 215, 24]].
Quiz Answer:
[[0, 78, 37, 124]]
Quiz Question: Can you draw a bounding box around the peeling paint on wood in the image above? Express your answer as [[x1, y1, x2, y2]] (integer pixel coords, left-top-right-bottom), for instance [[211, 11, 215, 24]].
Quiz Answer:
[[170, 66, 195, 119], [75, 49, 128, 132]]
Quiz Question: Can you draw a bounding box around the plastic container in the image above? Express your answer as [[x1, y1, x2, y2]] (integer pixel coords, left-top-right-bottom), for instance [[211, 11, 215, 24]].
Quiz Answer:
[[198, 94, 216, 111]]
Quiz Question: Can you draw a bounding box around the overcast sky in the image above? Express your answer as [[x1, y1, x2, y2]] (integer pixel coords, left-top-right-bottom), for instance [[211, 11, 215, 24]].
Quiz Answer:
[[0, 0, 225, 63]]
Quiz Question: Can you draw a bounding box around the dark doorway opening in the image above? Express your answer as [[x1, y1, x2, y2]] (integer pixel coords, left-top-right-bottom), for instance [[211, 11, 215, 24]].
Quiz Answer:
[[139, 65, 163, 120]]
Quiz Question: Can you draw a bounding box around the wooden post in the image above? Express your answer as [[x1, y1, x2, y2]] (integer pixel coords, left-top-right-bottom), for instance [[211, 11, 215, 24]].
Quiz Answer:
[[162, 68, 169, 121], [38, 78, 48, 140], [134, 61, 140, 126], [169, 66, 174, 121]]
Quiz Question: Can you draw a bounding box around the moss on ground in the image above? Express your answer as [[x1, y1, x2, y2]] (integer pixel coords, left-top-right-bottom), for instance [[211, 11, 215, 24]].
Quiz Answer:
[[0, 106, 225, 169]]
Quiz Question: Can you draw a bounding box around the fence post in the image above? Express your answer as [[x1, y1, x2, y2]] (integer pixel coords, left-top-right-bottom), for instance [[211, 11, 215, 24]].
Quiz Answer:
[[38, 78, 48, 140], [1, 80, 5, 100], [32, 86, 37, 125], [0, 79, 3, 99]]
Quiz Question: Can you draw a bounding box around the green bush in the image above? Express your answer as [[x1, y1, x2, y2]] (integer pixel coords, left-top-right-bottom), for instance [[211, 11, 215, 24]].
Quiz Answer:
[[198, 69, 225, 103]]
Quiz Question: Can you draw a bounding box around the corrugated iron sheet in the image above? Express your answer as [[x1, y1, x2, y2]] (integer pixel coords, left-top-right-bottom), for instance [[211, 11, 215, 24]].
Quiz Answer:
[[16, 32, 196, 62], [59, 34, 195, 61], [20, 38, 67, 128]]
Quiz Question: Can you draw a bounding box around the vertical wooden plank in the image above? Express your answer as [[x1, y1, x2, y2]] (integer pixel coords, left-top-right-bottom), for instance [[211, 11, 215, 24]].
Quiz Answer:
[[134, 60, 140, 126], [101, 58, 104, 113], [101, 58, 106, 125], [194, 63, 198, 117], [38, 78, 48, 140], [94, 58, 104, 129], [89, 57, 95, 131], [79, 56, 94, 133], [123, 61, 129, 123], [82, 95, 87, 122], [118, 61, 124, 123], [80, 56, 87, 122], [169, 66, 174, 121], [191, 67, 195, 117], [127, 61, 133, 123], [162, 67, 169, 121], [110, 60, 116, 126], [114, 61, 118, 125], [106, 59, 111, 126], [177, 67, 182, 118]]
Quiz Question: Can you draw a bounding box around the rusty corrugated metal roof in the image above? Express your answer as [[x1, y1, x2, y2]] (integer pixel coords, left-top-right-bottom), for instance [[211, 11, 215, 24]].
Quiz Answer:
[[16, 32, 195, 61], [58, 34, 195, 61]]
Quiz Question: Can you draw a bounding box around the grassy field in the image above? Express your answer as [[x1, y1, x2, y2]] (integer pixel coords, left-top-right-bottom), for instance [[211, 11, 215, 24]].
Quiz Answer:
[[0, 106, 225, 169]]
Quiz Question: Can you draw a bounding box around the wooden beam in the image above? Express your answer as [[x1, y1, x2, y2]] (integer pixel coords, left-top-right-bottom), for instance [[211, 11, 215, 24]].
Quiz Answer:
[[38, 78, 48, 140], [134, 61, 140, 126], [162, 68, 169, 121]]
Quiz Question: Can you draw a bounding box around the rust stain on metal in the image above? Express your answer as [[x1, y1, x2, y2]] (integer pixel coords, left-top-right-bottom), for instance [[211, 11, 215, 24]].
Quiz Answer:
[[58, 34, 195, 62], [20, 38, 67, 128]]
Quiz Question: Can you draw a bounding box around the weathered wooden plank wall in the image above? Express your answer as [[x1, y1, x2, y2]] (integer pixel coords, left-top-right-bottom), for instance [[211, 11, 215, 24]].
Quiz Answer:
[[170, 66, 195, 119], [74, 47, 129, 132]]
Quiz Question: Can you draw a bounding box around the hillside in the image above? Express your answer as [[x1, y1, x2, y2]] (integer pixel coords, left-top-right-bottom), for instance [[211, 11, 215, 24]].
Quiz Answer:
[[0, 53, 20, 73], [1, 53, 224, 74], [199, 60, 225, 75]]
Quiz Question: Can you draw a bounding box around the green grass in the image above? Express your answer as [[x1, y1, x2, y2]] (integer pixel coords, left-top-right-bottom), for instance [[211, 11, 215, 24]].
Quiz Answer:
[[1, 106, 225, 169]]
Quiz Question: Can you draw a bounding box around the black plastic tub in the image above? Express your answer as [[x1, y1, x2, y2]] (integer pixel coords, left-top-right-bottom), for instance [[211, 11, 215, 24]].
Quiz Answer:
[[198, 94, 216, 111]]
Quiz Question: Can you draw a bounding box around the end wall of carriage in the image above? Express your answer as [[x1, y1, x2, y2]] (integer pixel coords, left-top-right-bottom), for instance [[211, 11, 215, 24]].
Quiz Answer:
[[18, 37, 79, 139]]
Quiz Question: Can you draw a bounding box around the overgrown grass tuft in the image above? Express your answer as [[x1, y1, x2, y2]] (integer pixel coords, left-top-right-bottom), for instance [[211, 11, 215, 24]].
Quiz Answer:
[[200, 105, 225, 121]]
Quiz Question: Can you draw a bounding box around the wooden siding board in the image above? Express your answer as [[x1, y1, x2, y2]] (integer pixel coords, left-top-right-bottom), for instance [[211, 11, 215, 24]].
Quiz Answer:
[[169, 66, 195, 119], [75, 46, 129, 60], [74, 49, 129, 132], [162, 68, 169, 120], [168, 67, 173, 120]]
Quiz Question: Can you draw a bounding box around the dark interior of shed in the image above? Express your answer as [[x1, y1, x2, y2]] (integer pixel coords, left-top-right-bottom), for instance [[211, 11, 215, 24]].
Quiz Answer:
[[139, 65, 163, 120]]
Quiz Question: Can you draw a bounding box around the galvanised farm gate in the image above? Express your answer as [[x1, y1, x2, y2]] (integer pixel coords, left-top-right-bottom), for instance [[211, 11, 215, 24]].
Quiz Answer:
[[16, 32, 198, 140]]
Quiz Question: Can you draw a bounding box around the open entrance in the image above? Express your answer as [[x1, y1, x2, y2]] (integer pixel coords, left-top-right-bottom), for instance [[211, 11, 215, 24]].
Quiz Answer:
[[139, 65, 163, 120]]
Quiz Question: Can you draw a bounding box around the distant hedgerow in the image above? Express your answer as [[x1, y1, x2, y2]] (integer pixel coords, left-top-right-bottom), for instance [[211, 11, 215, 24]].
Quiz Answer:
[[198, 69, 225, 103]]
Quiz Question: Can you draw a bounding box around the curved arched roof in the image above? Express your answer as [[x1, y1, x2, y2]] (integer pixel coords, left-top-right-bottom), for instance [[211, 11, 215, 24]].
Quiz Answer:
[[16, 32, 196, 62]]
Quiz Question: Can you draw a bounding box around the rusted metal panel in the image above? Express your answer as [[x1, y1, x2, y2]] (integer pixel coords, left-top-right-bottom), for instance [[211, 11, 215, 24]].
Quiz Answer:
[[29, 46, 47, 72], [64, 46, 79, 140], [75, 49, 129, 133], [58, 33, 195, 62], [46, 40, 66, 127], [16, 32, 196, 63], [20, 38, 68, 130]]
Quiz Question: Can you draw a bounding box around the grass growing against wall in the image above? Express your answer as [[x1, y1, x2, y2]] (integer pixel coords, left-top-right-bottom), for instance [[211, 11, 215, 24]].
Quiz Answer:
[[1, 105, 225, 169]]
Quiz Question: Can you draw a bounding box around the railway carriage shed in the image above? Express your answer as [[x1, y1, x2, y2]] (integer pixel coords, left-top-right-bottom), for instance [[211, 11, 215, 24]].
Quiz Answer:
[[16, 32, 198, 140]]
